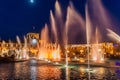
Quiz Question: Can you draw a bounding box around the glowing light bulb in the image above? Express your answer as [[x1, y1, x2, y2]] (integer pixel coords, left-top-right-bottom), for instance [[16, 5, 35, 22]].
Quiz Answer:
[[32, 39, 37, 44]]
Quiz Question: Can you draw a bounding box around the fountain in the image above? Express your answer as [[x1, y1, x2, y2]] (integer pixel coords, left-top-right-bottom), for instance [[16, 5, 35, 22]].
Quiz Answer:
[[38, 23, 61, 61], [16, 36, 22, 59], [38, 24, 49, 60], [64, 2, 86, 67], [50, 10, 61, 61], [37, 1, 62, 62], [0, 41, 9, 57], [33, 1, 118, 73], [91, 28, 104, 62], [85, 4, 91, 80], [38, 0, 106, 66], [51, 44, 61, 61], [22, 36, 29, 59], [1, 0, 120, 80], [0, 35, 29, 62], [16, 36, 29, 60], [107, 29, 120, 42]]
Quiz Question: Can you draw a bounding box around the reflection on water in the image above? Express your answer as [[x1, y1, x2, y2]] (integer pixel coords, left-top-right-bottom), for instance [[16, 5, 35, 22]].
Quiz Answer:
[[115, 69, 120, 79], [0, 62, 30, 79], [0, 59, 120, 80], [37, 66, 61, 79], [30, 59, 37, 80], [66, 67, 70, 80]]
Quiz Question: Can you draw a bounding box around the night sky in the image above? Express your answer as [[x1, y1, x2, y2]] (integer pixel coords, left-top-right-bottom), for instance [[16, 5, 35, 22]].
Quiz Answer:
[[0, 0, 120, 41]]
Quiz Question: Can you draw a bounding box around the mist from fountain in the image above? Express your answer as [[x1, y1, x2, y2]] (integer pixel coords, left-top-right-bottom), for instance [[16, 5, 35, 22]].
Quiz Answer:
[[64, 2, 86, 67], [37, 1, 62, 61], [16, 36, 23, 59], [38, 22, 61, 61], [38, 24, 49, 60], [91, 28, 104, 62], [16, 36, 29, 60], [107, 29, 120, 42], [38, 0, 112, 68], [22, 36, 29, 59], [85, 4, 91, 80], [52, 44, 61, 61], [85, 0, 110, 77], [55, 0, 68, 66], [50, 11, 58, 43], [16, 36, 21, 47], [55, 0, 62, 18]]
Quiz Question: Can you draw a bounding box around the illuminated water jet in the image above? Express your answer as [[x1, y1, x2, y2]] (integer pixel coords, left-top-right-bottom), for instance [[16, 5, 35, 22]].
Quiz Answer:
[[107, 28, 120, 42], [91, 28, 104, 62]]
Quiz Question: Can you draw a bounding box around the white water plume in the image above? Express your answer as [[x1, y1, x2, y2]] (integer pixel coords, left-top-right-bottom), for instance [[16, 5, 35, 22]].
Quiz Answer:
[[107, 28, 120, 42]]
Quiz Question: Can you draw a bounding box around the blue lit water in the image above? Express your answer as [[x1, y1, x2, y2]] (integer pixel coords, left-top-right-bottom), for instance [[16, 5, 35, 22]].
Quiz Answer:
[[0, 59, 120, 80]]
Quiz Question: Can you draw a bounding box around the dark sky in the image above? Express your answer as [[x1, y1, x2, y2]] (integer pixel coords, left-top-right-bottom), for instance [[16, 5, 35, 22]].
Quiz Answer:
[[0, 0, 120, 41]]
